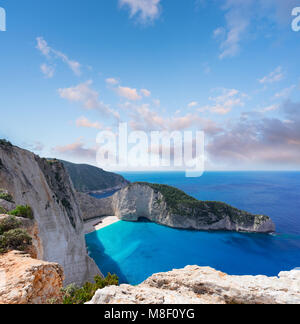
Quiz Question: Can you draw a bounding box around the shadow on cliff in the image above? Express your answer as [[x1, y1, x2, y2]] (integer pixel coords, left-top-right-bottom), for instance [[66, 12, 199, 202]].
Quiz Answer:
[[85, 233, 129, 284]]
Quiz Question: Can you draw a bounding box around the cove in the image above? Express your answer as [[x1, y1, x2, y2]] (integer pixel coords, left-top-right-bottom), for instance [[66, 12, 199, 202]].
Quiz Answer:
[[86, 219, 300, 285]]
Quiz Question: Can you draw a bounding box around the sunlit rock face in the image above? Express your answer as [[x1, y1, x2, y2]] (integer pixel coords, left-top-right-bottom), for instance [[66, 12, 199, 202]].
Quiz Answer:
[[111, 183, 276, 233], [88, 266, 300, 305], [0, 142, 100, 286], [0, 251, 64, 304]]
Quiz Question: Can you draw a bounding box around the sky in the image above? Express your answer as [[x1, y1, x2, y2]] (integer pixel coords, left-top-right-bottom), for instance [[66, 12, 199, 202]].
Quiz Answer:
[[1, 0, 300, 171]]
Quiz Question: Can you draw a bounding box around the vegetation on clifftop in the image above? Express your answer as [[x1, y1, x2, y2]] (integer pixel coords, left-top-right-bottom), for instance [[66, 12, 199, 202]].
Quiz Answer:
[[0, 139, 12, 147], [0, 190, 14, 203], [135, 182, 270, 226], [9, 205, 34, 220], [62, 273, 119, 304], [0, 216, 32, 254]]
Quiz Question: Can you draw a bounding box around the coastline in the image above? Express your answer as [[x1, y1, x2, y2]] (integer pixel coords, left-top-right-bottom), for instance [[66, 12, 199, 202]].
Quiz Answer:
[[84, 216, 120, 234]]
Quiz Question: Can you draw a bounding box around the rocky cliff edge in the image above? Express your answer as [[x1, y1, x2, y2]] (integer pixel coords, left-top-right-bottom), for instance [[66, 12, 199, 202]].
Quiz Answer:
[[0, 142, 100, 285], [88, 265, 300, 304]]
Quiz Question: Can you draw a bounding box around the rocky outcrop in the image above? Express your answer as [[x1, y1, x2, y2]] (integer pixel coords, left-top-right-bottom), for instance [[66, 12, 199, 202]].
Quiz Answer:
[[0, 251, 64, 304], [78, 183, 275, 233], [0, 199, 15, 213], [0, 142, 100, 285], [88, 266, 300, 304], [76, 192, 114, 221], [87, 183, 274, 233]]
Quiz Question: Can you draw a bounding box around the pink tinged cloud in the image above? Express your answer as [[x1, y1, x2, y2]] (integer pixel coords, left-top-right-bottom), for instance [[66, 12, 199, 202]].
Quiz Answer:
[[76, 117, 102, 130], [141, 89, 151, 97], [206, 88, 246, 115], [58, 81, 120, 120], [53, 139, 97, 160], [117, 86, 142, 101], [106, 78, 119, 85]]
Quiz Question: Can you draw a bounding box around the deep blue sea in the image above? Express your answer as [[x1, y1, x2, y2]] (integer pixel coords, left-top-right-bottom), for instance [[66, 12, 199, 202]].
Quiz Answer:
[[86, 172, 300, 285]]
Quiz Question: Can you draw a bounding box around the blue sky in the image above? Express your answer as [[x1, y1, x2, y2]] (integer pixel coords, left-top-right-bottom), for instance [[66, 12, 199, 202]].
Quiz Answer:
[[1, 0, 300, 170]]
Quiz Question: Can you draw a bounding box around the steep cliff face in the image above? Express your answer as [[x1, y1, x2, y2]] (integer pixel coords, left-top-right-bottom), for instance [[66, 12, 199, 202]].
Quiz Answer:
[[76, 192, 114, 221], [88, 266, 300, 305], [0, 142, 100, 285], [110, 183, 275, 233], [0, 251, 64, 304], [61, 160, 129, 193]]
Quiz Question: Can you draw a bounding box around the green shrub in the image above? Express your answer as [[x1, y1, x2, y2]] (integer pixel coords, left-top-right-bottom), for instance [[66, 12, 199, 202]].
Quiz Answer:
[[0, 206, 7, 214], [62, 273, 119, 304], [0, 192, 14, 203], [0, 139, 12, 147], [0, 228, 32, 253], [9, 205, 34, 220], [0, 216, 21, 235]]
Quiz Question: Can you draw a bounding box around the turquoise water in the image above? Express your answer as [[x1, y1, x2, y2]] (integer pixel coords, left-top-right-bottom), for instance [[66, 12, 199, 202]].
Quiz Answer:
[[85, 172, 300, 285]]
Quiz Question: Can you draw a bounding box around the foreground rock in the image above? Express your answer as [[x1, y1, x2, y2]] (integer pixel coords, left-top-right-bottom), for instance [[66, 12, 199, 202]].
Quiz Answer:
[[0, 142, 100, 285], [80, 183, 275, 233], [0, 251, 64, 304], [88, 266, 300, 305]]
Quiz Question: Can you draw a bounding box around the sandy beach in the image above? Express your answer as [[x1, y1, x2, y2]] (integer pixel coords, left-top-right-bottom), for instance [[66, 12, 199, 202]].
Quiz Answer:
[[84, 216, 120, 234]]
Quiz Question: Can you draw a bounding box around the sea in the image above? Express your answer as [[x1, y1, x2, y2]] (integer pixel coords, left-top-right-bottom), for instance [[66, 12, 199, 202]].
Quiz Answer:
[[85, 171, 300, 285]]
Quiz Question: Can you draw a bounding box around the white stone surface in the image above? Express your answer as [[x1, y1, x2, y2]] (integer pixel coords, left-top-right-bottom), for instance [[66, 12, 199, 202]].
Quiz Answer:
[[88, 266, 300, 305]]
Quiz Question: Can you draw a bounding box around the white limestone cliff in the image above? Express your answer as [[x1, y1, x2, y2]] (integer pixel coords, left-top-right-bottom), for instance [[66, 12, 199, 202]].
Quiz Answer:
[[0, 143, 100, 285], [79, 183, 275, 233]]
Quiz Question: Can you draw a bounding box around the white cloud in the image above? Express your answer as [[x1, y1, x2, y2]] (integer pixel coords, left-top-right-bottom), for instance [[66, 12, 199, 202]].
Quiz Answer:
[[188, 101, 198, 108], [141, 89, 151, 97], [106, 78, 119, 85], [40, 64, 55, 78], [213, 1, 299, 59], [36, 37, 81, 76], [153, 99, 160, 106], [213, 27, 226, 39], [259, 66, 284, 84], [25, 141, 45, 152], [126, 102, 222, 135], [206, 88, 247, 115], [214, 1, 252, 59], [76, 117, 102, 130], [116, 86, 142, 101], [53, 139, 97, 161], [119, 0, 161, 23], [36, 37, 51, 57], [53, 50, 81, 76], [262, 104, 279, 112], [274, 85, 296, 99], [58, 81, 120, 120]]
